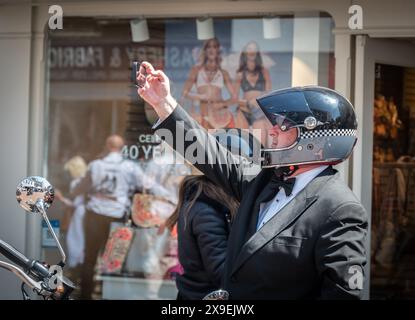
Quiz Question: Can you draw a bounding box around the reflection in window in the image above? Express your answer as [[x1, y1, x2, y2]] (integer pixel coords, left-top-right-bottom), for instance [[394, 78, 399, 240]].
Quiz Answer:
[[45, 15, 334, 299]]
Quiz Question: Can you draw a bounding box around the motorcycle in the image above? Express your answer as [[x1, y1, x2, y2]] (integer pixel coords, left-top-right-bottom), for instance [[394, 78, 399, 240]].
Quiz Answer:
[[0, 176, 76, 300]]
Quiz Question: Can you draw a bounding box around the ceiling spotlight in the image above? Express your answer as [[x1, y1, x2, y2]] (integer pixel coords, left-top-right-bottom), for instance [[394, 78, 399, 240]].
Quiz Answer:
[[196, 17, 214, 40], [130, 18, 149, 42], [263, 16, 281, 39]]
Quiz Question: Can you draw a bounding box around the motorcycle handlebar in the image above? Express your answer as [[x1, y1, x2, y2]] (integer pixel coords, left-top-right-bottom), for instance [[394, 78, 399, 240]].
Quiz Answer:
[[0, 239, 31, 269], [0, 260, 45, 294], [0, 238, 75, 299], [0, 239, 50, 280]]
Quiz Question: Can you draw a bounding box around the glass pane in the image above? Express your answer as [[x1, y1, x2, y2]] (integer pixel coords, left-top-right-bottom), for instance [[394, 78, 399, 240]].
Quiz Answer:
[[45, 14, 334, 299], [371, 63, 415, 299]]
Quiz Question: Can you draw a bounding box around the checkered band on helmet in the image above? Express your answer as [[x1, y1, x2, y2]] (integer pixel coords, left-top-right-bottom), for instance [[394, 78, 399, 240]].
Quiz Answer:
[[300, 129, 357, 139]]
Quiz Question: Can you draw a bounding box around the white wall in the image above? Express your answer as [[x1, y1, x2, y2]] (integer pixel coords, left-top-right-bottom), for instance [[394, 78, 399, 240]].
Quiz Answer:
[[0, 4, 32, 299]]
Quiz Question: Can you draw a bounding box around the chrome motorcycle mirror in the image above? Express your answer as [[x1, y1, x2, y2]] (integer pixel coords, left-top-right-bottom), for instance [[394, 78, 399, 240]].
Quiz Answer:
[[16, 176, 66, 265], [16, 176, 54, 214]]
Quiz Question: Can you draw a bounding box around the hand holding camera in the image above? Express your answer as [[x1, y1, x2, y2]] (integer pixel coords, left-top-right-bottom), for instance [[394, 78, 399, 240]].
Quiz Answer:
[[135, 61, 177, 121]]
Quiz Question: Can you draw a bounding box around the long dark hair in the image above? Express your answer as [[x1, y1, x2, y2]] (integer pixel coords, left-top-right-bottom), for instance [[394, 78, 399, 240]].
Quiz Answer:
[[165, 175, 239, 230], [237, 41, 263, 73]]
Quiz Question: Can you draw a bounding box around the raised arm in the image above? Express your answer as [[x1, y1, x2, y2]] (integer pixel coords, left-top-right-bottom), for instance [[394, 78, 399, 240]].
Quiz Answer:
[[137, 61, 251, 200]]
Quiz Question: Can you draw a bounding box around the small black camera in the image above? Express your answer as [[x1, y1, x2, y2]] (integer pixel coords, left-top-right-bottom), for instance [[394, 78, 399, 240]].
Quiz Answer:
[[131, 61, 146, 88], [131, 61, 139, 86]]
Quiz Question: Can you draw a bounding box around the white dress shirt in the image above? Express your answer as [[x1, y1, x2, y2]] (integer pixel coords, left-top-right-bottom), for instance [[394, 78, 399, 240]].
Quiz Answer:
[[256, 166, 328, 231]]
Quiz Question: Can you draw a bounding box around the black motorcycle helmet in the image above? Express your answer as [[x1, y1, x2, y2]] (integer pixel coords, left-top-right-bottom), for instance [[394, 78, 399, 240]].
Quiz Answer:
[[256, 86, 358, 168]]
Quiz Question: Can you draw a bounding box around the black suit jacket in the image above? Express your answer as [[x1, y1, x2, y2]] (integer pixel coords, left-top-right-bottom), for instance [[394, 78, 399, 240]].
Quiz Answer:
[[154, 106, 368, 300]]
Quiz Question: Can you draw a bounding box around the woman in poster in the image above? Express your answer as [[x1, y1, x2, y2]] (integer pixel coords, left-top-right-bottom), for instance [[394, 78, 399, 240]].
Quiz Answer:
[[182, 38, 236, 129], [234, 41, 272, 139]]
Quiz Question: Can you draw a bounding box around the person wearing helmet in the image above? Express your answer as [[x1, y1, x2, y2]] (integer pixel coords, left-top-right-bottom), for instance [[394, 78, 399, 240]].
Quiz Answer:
[[137, 61, 368, 300]]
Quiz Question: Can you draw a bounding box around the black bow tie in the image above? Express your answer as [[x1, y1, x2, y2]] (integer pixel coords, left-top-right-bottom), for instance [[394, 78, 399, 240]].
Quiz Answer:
[[246, 171, 297, 240], [270, 174, 296, 197], [257, 173, 297, 205]]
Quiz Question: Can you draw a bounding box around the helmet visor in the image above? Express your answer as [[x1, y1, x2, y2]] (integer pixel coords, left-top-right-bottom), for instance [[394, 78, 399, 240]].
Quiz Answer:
[[268, 113, 299, 131], [246, 111, 300, 151], [257, 89, 314, 127]]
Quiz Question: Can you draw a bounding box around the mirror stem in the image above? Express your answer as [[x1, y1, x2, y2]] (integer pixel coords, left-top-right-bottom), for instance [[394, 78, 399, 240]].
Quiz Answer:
[[36, 200, 66, 264]]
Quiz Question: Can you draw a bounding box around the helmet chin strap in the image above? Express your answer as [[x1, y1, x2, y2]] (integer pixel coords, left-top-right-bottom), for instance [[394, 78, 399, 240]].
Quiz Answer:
[[275, 165, 299, 177]]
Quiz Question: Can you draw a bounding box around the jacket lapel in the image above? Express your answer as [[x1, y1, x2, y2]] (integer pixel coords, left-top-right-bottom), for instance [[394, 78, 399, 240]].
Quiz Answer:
[[230, 166, 335, 276], [225, 169, 273, 268]]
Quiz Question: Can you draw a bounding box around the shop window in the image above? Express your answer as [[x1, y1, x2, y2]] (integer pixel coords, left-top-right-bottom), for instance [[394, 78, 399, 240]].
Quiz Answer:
[[45, 14, 334, 299], [371, 63, 415, 299]]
